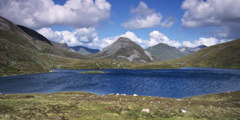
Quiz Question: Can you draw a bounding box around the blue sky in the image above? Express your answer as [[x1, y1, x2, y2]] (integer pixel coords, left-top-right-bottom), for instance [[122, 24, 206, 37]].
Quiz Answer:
[[0, 0, 239, 49]]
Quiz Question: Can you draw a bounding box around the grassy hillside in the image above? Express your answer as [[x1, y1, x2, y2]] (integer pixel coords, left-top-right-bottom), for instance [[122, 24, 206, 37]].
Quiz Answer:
[[0, 91, 239, 119], [139, 39, 240, 69], [172, 39, 240, 68], [0, 16, 90, 76]]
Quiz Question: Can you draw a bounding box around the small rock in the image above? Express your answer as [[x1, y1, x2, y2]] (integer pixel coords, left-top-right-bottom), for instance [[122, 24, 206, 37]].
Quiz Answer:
[[116, 93, 119, 96], [176, 99, 181, 101], [141, 109, 150, 113], [142, 97, 146, 101], [133, 94, 138, 97], [121, 94, 126, 96], [108, 93, 114, 95], [181, 109, 187, 113]]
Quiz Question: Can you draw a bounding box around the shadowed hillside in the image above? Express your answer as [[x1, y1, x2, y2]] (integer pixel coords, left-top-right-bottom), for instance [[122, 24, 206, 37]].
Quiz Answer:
[[0, 16, 90, 76]]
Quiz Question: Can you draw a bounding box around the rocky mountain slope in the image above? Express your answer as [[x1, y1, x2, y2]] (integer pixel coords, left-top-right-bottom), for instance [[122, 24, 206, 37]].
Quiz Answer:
[[95, 37, 153, 63]]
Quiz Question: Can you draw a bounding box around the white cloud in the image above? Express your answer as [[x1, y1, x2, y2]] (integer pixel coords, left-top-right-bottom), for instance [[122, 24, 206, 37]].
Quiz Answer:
[[181, 0, 240, 39], [182, 37, 218, 48], [37, 27, 99, 48], [121, 1, 174, 29], [149, 31, 181, 47], [0, 0, 111, 29]]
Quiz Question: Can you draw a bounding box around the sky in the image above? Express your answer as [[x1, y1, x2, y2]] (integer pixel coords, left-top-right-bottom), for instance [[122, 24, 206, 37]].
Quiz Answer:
[[0, 0, 240, 49]]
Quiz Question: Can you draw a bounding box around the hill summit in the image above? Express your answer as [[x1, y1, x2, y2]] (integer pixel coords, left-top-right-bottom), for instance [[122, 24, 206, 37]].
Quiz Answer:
[[95, 37, 153, 63]]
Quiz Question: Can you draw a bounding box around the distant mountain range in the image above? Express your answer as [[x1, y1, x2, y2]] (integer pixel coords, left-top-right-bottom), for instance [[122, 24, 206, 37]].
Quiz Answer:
[[94, 37, 153, 63], [51, 42, 100, 55], [146, 43, 206, 61], [70, 46, 100, 55]]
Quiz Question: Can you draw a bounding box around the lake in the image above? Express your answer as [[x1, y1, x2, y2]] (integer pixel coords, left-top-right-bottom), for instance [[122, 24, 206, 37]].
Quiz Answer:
[[0, 68, 240, 98]]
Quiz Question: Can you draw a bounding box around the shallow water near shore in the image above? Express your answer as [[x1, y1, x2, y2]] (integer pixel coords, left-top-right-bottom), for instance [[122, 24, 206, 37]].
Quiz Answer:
[[0, 68, 240, 98]]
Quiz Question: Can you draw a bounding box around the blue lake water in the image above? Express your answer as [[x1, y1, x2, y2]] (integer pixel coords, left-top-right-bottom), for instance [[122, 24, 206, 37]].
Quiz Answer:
[[0, 68, 240, 98]]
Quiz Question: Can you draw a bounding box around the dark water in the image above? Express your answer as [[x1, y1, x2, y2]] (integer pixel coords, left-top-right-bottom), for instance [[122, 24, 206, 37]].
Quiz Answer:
[[0, 68, 240, 98]]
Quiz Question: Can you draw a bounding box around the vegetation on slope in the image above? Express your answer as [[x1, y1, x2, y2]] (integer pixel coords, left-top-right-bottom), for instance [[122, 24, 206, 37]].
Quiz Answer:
[[0, 91, 239, 120], [0, 16, 90, 76], [138, 39, 240, 69]]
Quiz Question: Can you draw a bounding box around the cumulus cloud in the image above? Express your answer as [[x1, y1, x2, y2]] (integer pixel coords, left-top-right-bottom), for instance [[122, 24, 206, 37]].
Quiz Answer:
[[0, 0, 111, 29], [181, 0, 240, 39], [121, 1, 174, 29], [182, 37, 218, 48], [149, 31, 181, 47], [37, 27, 99, 48]]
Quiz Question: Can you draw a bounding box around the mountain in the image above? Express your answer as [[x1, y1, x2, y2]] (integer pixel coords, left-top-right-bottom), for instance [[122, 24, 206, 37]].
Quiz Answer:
[[145, 43, 189, 61], [70, 46, 100, 55], [94, 37, 153, 63], [50, 42, 76, 52], [0, 16, 89, 76], [178, 45, 207, 53]]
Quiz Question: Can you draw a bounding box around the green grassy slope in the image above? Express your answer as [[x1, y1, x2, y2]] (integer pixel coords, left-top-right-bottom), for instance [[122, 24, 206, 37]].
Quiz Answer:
[[0, 16, 90, 76], [0, 91, 239, 119], [139, 39, 240, 69], [171, 39, 240, 68]]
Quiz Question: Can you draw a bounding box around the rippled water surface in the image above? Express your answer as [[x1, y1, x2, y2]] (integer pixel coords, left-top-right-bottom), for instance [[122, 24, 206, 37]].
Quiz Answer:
[[1, 68, 240, 98]]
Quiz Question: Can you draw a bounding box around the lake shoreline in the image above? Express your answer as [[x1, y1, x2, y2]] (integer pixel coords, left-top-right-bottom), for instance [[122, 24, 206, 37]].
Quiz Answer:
[[1, 67, 240, 77]]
